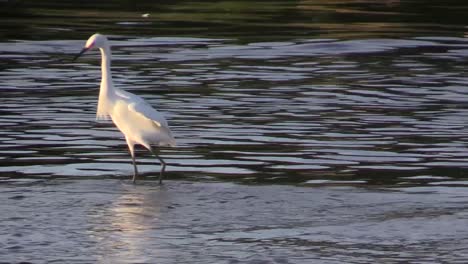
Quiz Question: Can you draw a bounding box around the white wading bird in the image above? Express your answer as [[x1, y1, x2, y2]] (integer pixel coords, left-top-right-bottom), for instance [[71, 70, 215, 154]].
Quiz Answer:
[[74, 33, 176, 184]]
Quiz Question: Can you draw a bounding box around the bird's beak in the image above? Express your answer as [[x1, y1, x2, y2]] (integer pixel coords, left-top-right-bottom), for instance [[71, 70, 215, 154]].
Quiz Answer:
[[73, 47, 90, 61]]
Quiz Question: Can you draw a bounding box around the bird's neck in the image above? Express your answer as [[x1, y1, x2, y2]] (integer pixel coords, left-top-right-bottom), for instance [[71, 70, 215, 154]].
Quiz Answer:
[[97, 46, 116, 120], [100, 46, 114, 93]]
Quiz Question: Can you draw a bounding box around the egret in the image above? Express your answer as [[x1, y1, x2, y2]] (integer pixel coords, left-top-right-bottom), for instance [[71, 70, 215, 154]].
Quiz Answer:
[[74, 33, 176, 184]]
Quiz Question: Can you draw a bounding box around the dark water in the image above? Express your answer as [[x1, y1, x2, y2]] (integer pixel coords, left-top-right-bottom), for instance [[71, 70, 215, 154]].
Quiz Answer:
[[2, 0, 468, 263]]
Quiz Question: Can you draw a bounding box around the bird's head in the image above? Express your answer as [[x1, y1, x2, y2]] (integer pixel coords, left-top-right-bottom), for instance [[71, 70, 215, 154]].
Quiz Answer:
[[73, 33, 109, 61]]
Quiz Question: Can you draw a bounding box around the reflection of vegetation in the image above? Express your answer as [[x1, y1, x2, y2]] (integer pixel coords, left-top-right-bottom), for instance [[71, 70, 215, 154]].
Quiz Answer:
[[1, 0, 468, 41]]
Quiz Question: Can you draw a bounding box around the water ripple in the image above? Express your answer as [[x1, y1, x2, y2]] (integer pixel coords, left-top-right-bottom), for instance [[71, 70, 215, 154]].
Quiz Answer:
[[1, 36, 468, 185]]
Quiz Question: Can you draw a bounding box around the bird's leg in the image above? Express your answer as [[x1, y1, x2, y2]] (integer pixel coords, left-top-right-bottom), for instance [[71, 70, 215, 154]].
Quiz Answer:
[[131, 153, 138, 184], [151, 149, 166, 184], [127, 141, 138, 184], [158, 156, 167, 184]]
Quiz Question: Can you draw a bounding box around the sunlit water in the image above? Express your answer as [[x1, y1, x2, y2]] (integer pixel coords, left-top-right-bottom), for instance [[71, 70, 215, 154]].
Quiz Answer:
[[2, 180, 468, 263], [2, 0, 468, 263]]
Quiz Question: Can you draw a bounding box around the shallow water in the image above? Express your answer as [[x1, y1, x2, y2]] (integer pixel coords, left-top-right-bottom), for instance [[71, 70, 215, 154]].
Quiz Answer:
[[2, 180, 468, 263], [2, 0, 468, 263]]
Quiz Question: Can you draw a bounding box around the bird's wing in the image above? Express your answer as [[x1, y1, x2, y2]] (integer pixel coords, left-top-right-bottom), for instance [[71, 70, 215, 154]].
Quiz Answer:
[[124, 92, 176, 147], [127, 99, 168, 128]]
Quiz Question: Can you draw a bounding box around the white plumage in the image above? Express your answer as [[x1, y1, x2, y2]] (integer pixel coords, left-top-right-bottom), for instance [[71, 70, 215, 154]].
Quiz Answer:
[[74, 33, 175, 183]]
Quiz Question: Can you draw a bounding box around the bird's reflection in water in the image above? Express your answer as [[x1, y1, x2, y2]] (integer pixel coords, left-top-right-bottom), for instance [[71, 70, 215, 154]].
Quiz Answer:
[[95, 183, 170, 262]]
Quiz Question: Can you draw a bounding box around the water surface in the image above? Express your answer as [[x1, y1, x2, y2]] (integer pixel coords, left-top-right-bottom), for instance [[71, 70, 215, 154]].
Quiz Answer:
[[2, 0, 468, 263], [2, 34, 468, 185], [2, 180, 468, 263]]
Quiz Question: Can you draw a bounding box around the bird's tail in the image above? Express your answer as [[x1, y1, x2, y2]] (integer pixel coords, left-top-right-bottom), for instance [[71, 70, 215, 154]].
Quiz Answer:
[[160, 127, 176, 147]]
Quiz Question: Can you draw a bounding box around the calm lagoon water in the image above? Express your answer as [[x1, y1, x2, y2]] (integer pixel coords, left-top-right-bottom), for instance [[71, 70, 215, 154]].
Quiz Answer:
[[2, 1, 468, 263]]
